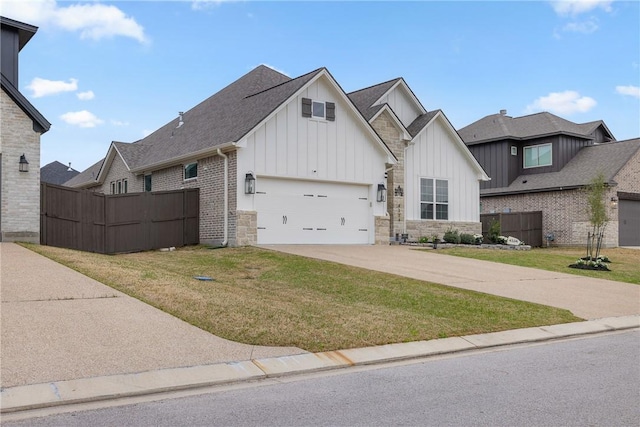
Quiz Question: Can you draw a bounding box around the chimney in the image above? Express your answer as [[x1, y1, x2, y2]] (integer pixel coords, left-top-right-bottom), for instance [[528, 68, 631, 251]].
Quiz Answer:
[[500, 109, 507, 116]]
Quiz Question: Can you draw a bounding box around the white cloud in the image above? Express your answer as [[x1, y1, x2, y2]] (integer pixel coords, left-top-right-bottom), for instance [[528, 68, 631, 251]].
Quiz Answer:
[[77, 90, 95, 100], [191, 0, 237, 11], [26, 77, 78, 98], [550, 0, 614, 16], [526, 91, 597, 115], [60, 110, 104, 128], [1, 0, 147, 43], [563, 18, 599, 33], [256, 63, 289, 77], [615, 85, 640, 99], [111, 119, 130, 127]]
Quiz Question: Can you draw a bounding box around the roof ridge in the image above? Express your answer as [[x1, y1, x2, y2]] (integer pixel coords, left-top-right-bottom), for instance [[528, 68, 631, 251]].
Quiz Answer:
[[244, 67, 324, 99], [347, 77, 402, 95]]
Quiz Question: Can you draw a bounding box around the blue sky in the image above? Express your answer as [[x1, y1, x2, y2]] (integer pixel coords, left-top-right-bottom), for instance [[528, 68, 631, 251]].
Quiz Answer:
[[3, 0, 639, 171]]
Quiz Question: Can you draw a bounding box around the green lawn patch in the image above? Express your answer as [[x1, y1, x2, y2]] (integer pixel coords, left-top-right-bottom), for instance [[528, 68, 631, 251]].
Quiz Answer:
[[22, 244, 581, 352], [434, 247, 640, 285]]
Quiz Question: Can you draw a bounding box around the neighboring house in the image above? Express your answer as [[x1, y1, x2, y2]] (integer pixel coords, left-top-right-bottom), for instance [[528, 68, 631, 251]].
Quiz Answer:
[[0, 16, 50, 243], [459, 110, 640, 247], [40, 161, 80, 185], [67, 65, 488, 246]]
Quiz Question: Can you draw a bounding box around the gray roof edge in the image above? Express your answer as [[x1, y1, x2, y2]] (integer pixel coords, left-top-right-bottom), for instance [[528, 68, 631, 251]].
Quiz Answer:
[[129, 142, 237, 174], [1, 73, 50, 133], [609, 138, 640, 180], [0, 16, 37, 49]]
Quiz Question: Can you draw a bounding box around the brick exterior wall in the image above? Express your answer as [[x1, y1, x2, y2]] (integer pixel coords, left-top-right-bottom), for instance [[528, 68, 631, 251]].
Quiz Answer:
[[1, 90, 41, 243], [375, 215, 390, 245], [481, 189, 620, 247], [614, 148, 640, 194], [371, 110, 405, 241], [405, 220, 481, 242], [98, 150, 239, 246]]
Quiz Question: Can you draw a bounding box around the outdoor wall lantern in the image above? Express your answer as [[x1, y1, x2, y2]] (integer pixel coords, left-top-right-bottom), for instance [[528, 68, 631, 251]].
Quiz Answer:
[[245, 172, 256, 194], [610, 196, 618, 207], [377, 184, 386, 202], [394, 185, 404, 197], [19, 154, 29, 172]]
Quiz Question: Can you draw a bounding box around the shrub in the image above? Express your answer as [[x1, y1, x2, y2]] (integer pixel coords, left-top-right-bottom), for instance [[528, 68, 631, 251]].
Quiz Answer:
[[488, 220, 501, 243], [418, 236, 429, 244], [443, 227, 461, 244], [460, 233, 475, 245], [473, 234, 484, 245]]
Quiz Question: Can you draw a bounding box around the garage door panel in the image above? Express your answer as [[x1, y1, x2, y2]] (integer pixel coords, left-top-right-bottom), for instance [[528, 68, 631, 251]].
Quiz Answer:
[[255, 178, 371, 244], [619, 199, 640, 246]]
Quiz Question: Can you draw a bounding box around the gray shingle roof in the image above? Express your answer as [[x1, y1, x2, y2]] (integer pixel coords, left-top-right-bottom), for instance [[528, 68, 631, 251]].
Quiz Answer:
[[459, 111, 612, 145], [119, 65, 322, 170], [481, 138, 640, 196], [40, 161, 80, 185], [347, 78, 401, 116], [407, 111, 440, 137], [64, 158, 104, 187]]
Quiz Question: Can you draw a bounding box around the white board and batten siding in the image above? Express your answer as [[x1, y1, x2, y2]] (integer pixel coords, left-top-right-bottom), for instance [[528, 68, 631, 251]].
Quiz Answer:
[[375, 84, 423, 129], [405, 116, 481, 222], [236, 75, 391, 244]]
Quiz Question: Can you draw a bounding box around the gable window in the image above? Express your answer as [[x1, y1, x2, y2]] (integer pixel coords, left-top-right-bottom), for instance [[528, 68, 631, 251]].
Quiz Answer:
[[184, 162, 198, 180], [117, 181, 122, 194], [111, 181, 116, 194], [420, 178, 448, 220], [144, 174, 152, 192], [123, 179, 128, 194], [524, 143, 552, 168], [301, 98, 335, 121]]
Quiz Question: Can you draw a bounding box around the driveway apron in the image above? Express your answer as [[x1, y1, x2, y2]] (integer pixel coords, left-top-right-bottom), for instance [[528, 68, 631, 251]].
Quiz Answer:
[[263, 245, 640, 320], [0, 243, 305, 389]]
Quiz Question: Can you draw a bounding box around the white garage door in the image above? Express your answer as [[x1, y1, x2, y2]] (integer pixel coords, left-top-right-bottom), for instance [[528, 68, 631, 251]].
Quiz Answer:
[[255, 178, 371, 244]]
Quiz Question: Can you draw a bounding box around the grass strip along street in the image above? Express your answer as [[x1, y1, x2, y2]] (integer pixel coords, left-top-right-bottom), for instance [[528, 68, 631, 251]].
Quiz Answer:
[[432, 247, 640, 285], [23, 244, 580, 352]]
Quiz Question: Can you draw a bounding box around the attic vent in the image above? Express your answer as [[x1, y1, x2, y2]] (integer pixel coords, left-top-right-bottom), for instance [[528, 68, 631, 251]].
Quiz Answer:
[[500, 109, 507, 115]]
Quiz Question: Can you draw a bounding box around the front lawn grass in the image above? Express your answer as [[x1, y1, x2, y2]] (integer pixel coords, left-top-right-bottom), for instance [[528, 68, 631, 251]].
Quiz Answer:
[[23, 244, 580, 352], [435, 247, 640, 285]]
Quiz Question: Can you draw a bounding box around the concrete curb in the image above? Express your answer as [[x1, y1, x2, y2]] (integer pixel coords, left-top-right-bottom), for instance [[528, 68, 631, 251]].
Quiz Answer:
[[2, 315, 638, 413]]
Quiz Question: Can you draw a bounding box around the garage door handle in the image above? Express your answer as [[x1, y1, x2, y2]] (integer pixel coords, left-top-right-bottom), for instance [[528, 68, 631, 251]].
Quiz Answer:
[[317, 228, 326, 231], [358, 229, 368, 232], [282, 215, 288, 224], [258, 227, 266, 230], [303, 227, 313, 231], [341, 217, 345, 226]]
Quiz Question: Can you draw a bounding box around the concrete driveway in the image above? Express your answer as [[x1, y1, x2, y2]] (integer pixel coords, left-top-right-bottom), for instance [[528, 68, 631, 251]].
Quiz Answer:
[[262, 245, 640, 320], [0, 243, 305, 389]]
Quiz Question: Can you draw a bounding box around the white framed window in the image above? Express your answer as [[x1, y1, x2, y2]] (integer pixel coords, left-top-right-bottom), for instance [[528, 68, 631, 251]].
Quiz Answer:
[[184, 162, 198, 180], [123, 179, 128, 194], [144, 174, 152, 192], [312, 101, 325, 119], [420, 178, 448, 220], [111, 181, 116, 194], [524, 143, 552, 168]]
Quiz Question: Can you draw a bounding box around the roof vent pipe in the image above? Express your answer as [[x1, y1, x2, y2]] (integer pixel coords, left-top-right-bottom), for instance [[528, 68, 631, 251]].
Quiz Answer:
[[500, 109, 507, 116]]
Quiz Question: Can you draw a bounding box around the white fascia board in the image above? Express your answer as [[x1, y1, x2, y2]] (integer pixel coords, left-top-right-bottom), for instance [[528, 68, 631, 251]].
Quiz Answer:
[[412, 112, 490, 182], [129, 142, 236, 174], [371, 79, 427, 115], [94, 143, 119, 184], [242, 69, 397, 165], [370, 104, 412, 141]]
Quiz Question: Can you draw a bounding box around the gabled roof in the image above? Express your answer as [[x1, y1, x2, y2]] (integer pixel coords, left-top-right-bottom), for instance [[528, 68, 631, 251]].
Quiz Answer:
[[0, 16, 37, 51], [1, 72, 50, 133], [347, 78, 402, 115], [40, 161, 80, 185], [407, 111, 440, 138], [64, 158, 104, 188], [481, 138, 640, 196], [459, 111, 614, 145]]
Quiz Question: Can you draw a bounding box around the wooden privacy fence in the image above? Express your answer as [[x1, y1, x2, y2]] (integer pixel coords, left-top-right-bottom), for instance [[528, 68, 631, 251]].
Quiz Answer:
[[41, 183, 199, 254], [481, 211, 543, 247]]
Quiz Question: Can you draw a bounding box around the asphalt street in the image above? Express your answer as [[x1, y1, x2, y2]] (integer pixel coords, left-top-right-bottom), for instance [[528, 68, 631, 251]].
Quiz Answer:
[[6, 330, 639, 427]]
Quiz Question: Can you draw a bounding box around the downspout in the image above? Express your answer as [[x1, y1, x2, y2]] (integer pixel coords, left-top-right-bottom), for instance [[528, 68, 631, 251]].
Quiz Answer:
[[216, 148, 229, 247]]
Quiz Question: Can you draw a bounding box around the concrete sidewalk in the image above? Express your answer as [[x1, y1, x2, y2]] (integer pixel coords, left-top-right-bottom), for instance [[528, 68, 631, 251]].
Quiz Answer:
[[263, 245, 640, 319], [0, 243, 306, 390]]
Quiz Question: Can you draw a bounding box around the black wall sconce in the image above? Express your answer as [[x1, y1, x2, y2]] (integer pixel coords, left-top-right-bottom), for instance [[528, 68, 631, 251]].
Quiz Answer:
[[394, 185, 404, 197], [377, 184, 386, 202], [245, 172, 256, 194], [610, 196, 618, 207], [19, 154, 29, 172]]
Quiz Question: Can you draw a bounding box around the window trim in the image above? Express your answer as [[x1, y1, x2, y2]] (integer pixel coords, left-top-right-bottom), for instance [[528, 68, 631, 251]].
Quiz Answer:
[[523, 143, 552, 169], [311, 101, 325, 119], [420, 178, 449, 221], [144, 174, 152, 192], [184, 162, 198, 181]]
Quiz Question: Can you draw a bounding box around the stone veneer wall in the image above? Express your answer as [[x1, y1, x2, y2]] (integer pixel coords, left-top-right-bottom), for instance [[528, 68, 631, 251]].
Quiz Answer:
[[481, 189, 619, 247], [405, 220, 481, 242], [1, 90, 41, 243], [375, 215, 390, 245], [236, 210, 257, 246], [370, 110, 405, 241]]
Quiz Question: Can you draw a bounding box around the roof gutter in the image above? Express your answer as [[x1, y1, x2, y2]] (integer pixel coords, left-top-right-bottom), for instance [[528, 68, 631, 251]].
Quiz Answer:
[[129, 142, 236, 174], [216, 148, 229, 247]]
